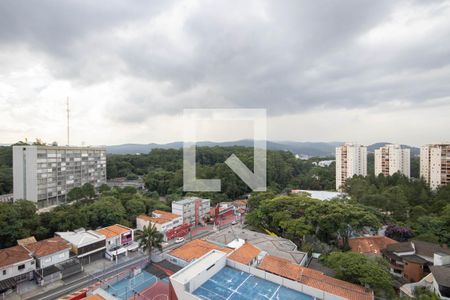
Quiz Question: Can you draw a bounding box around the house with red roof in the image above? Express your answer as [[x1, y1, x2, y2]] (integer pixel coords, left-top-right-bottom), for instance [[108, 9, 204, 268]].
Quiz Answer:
[[0, 245, 35, 293]]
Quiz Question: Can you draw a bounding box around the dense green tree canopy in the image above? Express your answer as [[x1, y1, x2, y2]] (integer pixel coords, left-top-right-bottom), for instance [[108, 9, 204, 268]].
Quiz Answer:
[[0, 187, 170, 249], [246, 194, 381, 247], [107, 147, 337, 202], [345, 174, 450, 246], [321, 252, 394, 297]]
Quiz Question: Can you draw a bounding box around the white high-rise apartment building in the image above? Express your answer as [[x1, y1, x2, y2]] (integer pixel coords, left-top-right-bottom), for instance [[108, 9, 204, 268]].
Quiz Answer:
[[13, 145, 107, 208], [336, 143, 367, 191], [420, 143, 450, 190], [374, 144, 410, 178]]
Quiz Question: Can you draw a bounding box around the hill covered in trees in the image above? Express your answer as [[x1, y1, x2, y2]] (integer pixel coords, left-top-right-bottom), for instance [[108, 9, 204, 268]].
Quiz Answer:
[[107, 146, 336, 201]]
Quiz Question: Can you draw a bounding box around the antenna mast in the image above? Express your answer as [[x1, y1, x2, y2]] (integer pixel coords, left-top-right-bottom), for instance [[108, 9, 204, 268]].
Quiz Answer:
[[66, 97, 70, 146]]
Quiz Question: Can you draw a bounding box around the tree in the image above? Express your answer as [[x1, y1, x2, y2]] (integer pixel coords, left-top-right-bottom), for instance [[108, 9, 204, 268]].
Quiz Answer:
[[0, 203, 23, 248], [125, 197, 146, 222], [82, 196, 126, 228], [246, 194, 381, 248], [385, 224, 414, 242], [99, 184, 111, 193], [414, 287, 440, 300], [81, 183, 96, 199], [321, 251, 394, 297], [136, 224, 164, 261], [67, 187, 83, 202]]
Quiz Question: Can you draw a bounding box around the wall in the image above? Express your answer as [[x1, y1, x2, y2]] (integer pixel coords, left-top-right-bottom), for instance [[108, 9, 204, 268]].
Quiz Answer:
[[136, 217, 149, 231], [189, 254, 226, 292], [0, 259, 35, 282], [434, 253, 450, 266], [403, 261, 424, 283], [38, 249, 69, 269], [13, 146, 38, 202], [165, 253, 189, 267]]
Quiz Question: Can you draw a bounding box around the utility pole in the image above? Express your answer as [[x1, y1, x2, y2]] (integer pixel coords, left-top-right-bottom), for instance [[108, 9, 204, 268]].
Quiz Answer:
[[66, 97, 70, 146]]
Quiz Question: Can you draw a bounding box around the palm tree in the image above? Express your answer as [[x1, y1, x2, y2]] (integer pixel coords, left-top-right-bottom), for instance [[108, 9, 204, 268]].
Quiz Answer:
[[136, 224, 164, 261]]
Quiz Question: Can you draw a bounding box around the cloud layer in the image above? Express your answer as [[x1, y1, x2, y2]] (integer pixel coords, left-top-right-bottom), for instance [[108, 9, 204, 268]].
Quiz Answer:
[[0, 0, 449, 145]]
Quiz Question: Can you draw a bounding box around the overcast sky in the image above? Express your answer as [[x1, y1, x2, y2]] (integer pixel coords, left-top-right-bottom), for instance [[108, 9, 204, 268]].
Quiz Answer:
[[1, 0, 449, 146]]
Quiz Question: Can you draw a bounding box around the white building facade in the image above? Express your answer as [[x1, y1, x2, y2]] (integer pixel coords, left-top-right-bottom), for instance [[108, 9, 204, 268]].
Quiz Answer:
[[336, 143, 367, 191], [172, 197, 210, 226], [374, 144, 410, 178], [0, 246, 35, 286], [13, 145, 106, 208], [420, 143, 450, 190]]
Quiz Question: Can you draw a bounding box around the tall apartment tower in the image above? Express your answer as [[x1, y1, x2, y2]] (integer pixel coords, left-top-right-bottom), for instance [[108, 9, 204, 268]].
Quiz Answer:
[[420, 143, 450, 190], [374, 144, 410, 178], [336, 143, 367, 191], [13, 145, 107, 208]]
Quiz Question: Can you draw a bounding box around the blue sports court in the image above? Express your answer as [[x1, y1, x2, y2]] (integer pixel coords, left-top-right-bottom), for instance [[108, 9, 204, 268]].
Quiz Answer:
[[193, 267, 314, 300], [106, 270, 158, 299]]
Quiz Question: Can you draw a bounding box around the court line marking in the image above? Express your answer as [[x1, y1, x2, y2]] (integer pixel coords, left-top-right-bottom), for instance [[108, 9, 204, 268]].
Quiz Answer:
[[196, 286, 227, 300], [226, 273, 252, 300], [269, 284, 282, 300]]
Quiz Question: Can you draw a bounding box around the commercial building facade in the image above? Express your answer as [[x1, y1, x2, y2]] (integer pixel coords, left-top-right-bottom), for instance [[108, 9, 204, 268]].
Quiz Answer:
[[56, 229, 106, 265], [335, 143, 367, 191], [420, 143, 450, 190], [375, 144, 410, 177], [13, 145, 106, 208], [136, 210, 183, 241], [172, 197, 210, 226]]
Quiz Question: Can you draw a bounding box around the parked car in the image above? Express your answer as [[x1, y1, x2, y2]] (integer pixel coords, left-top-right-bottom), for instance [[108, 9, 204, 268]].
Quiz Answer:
[[231, 220, 237, 225], [175, 237, 185, 244]]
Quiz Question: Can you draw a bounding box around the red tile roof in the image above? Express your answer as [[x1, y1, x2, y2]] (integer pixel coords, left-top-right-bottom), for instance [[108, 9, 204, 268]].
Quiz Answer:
[[169, 239, 233, 262], [96, 224, 131, 239], [24, 236, 70, 257], [0, 245, 33, 268], [228, 243, 261, 265], [349, 236, 397, 255], [258, 255, 373, 300]]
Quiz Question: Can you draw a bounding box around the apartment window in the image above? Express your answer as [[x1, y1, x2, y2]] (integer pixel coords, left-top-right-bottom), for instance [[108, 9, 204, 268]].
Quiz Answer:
[[18, 264, 25, 270], [2, 270, 6, 275]]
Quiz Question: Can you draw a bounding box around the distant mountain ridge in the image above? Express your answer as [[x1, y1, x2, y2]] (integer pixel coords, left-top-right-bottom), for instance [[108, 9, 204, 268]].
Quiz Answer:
[[106, 140, 419, 157]]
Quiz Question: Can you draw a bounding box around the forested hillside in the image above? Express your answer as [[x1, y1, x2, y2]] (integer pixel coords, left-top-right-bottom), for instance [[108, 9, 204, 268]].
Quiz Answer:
[[107, 147, 336, 201]]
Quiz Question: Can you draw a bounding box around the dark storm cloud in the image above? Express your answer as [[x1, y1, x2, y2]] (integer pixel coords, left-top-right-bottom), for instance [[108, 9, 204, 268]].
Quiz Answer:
[[1, 0, 450, 123]]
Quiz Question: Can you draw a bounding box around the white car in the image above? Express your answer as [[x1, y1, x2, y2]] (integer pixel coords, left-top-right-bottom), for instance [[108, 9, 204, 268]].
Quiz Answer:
[[231, 220, 237, 225], [175, 237, 185, 244]]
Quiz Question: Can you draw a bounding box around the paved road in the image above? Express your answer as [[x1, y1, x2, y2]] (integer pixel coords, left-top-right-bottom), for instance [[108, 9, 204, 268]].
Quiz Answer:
[[26, 255, 148, 300]]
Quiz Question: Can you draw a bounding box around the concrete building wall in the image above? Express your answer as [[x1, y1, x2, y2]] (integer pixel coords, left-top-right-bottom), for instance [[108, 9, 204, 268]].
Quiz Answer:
[[0, 259, 35, 282], [172, 198, 210, 225], [13, 145, 106, 208], [37, 249, 70, 269], [420, 144, 449, 190], [13, 146, 38, 201], [136, 217, 149, 231], [336, 143, 367, 191], [375, 144, 410, 178], [403, 261, 424, 283]]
